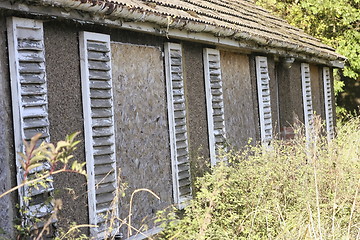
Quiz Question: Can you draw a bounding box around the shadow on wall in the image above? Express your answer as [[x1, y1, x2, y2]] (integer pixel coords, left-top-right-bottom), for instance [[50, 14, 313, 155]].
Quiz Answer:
[[337, 75, 360, 116]]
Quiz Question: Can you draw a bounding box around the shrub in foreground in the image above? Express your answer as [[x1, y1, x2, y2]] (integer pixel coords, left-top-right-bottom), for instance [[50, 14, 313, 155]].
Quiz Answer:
[[157, 118, 360, 239]]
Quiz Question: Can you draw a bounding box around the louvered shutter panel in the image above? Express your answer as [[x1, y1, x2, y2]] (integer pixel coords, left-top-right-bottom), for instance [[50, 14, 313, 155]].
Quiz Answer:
[[7, 17, 54, 223], [255, 56, 273, 145], [79, 32, 118, 239], [301, 63, 314, 141], [164, 43, 192, 208], [323, 67, 334, 140], [203, 48, 226, 166]]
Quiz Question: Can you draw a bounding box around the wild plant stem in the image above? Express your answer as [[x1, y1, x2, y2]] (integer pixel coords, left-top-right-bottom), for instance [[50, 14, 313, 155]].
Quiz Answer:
[[331, 178, 338, 240], [59, 224, 97, 240], [0, 169, 65, 199], [127, 188, 160, 238], [347, 178, 360, 238], [313, 160, 323, 240], [307, 202, 317, 240]]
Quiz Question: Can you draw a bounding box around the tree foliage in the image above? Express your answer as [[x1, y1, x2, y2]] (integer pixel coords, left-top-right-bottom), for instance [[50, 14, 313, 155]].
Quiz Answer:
[[255, 0, 360, 80]]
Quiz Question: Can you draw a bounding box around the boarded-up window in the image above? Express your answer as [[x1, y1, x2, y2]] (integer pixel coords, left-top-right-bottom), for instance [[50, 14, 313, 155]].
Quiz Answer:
[[301, 63, 314, 141], [203, 48, 226, 166], [164, 42, 192, 208], [255, 56, 273, 145], [79, 31, 118, 238], [323, 67, 334, 140], [7, 17, 54, 223]]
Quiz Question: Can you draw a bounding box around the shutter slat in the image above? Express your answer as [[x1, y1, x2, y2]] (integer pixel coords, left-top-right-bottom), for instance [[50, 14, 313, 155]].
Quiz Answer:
[[95, 173, 116, 185], [94, 155, 115, 165], [80, 32, 118, 238], [256, 56, 273, 145], [87, 42, 109, 52], [95, 182, 117, 195], [28, 202, 53, 218], [8, 17, 54, 222], [89, 70, 111, 80], [165, 43, 192, 209], [88, 51, 110, 62], [96, 192, 114, 204], [18, 39, 43, 50], [20, 74, 45, 84], [26, 182, 54, 196], [90, 80, 112, 89], [19, 51, 44, 63], [204, 48, 226, 166], [88, 60, 111, 71], [301, 63, 314, 141], [92, 117, 113, 127]]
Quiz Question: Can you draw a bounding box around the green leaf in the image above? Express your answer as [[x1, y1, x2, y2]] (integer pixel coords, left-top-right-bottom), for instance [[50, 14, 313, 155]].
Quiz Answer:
[[55, 141, 70, 152], [26, 163, 43, 172]]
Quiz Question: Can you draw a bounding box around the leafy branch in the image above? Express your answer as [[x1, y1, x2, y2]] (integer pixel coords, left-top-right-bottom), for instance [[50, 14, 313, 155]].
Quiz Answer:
[[0, 132, 86, 199]]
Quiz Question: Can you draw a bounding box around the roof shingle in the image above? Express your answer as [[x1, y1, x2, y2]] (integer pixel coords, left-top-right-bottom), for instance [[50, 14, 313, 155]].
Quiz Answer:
[[34, 0, 345, 61]]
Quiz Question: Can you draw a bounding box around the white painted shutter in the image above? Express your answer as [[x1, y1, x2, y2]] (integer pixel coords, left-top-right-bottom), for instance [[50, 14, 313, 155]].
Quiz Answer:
[[323, 67, 335, 140], [7, 17, 54, 222], [79, 32, 118, 238], [164, 43, 192, 208], [203, 48, 226, 166], [301, 63, 314, 141], [255, 56, 273, 145]]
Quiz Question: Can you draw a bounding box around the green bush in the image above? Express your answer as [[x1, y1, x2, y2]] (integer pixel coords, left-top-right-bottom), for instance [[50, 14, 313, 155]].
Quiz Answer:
[[157, 117, 360, 239]]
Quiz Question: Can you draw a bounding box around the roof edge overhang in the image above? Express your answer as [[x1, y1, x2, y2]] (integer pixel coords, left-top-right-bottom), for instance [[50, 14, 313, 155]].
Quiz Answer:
[[0, 0, 346, 68]]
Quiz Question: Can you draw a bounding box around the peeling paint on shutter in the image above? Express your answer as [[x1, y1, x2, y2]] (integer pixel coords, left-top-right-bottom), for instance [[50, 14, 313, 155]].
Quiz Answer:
[[301, 63, 313, 141], [255, 56, 272, 145], [7, 17, 54, 224], [203, 48, 226, 166], [164, 43, 192, 209], [323, 67, 334, 140], [79, 32, 118, 239]]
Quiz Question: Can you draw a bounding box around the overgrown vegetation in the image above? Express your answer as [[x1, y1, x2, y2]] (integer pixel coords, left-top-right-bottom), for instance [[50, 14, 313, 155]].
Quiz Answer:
[[0, 132, 88, 239], [3, 121, 359, 239], [0, 133, 159, 239], [157, 117, 360, 239]]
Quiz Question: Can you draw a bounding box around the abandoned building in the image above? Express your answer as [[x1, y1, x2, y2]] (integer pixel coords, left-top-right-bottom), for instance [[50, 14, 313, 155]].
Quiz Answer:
[[0, 0, 345, 239]]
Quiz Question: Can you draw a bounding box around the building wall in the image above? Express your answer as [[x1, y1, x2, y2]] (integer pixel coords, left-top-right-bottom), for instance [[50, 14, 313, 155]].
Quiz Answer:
[[220, 51, 257, 149], [111, 42, 173, 235], [43, 21, 89, 233], [0, 16, 16, 239]]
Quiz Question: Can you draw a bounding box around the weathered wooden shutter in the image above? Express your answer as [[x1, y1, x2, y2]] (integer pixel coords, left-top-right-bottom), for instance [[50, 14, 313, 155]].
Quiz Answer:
[[323, 67, 334, 140], [79, 32, 118, 238], [164, 43, 192, 208], [301, 63, 313, 141], [255, 56, 273, 145], [203, 48, 226, 166], [7, 17, 54, 223]]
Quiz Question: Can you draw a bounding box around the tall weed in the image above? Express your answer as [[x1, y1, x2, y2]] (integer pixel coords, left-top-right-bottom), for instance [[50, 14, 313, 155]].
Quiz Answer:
[[157, 117, 360, 239]]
